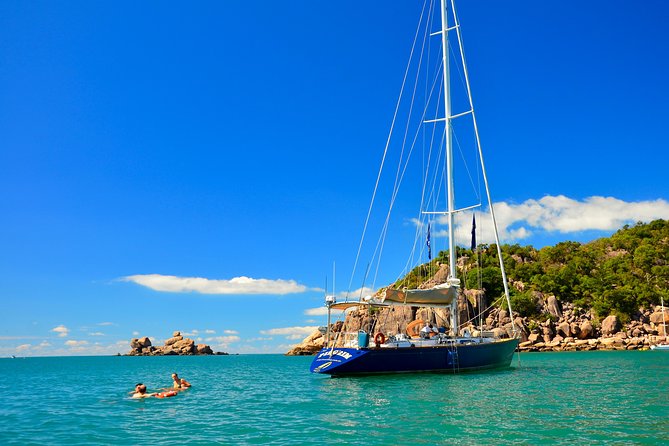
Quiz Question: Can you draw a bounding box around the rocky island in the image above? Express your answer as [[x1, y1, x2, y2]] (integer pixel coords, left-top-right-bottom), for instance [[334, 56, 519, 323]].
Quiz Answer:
[[287, 298, 668, 355], [127, 331, 226, 356], [288, 220, 669, 355]]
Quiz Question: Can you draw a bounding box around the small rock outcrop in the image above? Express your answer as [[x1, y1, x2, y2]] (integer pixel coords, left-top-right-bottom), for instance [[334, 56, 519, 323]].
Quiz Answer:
[[286, 322, 343, 356], [127, 331, 221, 356]]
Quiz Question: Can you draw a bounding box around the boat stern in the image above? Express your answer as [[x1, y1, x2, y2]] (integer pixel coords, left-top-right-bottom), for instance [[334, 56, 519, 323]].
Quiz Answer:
[[309, 347, 369, 374]]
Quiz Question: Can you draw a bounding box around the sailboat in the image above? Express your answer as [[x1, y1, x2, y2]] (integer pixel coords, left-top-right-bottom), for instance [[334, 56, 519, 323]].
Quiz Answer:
[[310, 0, 519, 376], [650, 297, 669, 351]]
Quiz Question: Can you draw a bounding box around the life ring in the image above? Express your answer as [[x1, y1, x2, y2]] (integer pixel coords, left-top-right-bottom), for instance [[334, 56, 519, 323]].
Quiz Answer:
[[374, 332, 386, 345], [406, 319, 425, 338], [155, 390, 178, 399]]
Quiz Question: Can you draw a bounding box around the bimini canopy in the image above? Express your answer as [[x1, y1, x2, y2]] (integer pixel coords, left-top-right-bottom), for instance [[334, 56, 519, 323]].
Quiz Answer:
[[382, 280, 459, 307], [328, 300, 388, 311]]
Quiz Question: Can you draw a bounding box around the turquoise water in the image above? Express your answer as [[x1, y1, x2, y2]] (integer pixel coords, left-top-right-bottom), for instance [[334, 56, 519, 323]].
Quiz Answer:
[[1, 351, 667, 445]]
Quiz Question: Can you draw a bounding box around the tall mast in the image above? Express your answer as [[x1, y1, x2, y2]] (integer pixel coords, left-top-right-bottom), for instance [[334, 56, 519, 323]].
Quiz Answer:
[[662, 296, 667, 340], [439, 0, 458, 336]]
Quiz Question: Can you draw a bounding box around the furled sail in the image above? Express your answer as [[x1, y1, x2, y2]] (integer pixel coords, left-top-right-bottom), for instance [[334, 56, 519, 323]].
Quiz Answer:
[[383, 279, 460, 307]]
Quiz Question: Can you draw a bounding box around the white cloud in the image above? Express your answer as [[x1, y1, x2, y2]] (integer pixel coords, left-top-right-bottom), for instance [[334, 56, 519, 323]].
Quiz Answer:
[[51, 325, 69, 337], [428, 195, 669, 244], [304, 307, 347, 316], [132, 331, 140, 336], [205, 335, 241, 350], [0, 336, 40, 340], [122, 274, 308, 295], [223, 330, 237, 335], [304, 307, 328, 316], [97, 322, 115, 326], [89, 332, 105, 336], [205, 329, 216, 334], [205, 335, 240, 342], [260, 326, 318, 340], [65, 340, 88, 347], [16, 344, 31, 352], [496, 196, 669, 240], [38, 341, 51, 348], [337, 287, 376, 300]]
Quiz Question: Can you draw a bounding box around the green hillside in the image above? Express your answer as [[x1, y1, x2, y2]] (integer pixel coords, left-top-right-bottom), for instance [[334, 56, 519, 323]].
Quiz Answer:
[[396, 219, 669, 323]]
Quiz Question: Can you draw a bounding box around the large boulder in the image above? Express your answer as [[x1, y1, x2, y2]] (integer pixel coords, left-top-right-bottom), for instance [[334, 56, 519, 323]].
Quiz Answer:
[[137, 337, 151, 348], [196, 344, 213, 355], [546, 295, 562, 318], [601, 315, 621, 335], [286, 328, 324, 356], [173, 338, 195, 354], [542, 325, 554, 343], [650, 311, 669, 325], [557, 321, 571, 338], [164, 335, 183, 346], [570, 322, 581, 338], [578, 321, 595, 339]]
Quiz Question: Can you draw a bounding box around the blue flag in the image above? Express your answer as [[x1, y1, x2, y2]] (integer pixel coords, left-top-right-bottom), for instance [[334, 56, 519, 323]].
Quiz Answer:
[[471, 214, 477, 251], [427, 223, 432, 260]]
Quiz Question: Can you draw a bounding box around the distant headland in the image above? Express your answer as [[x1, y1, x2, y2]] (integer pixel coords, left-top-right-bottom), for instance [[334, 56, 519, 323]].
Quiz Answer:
[[126, 331, 228, 356]]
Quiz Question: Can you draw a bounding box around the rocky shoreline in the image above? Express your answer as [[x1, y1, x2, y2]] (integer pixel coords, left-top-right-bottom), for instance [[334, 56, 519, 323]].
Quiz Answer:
[[514, 300, 667, 352], [287, 297, 668, 355], [127, 331, 227, 356]]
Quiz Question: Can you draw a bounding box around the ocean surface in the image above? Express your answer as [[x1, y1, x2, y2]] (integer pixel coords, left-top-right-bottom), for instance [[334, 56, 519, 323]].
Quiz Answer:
[[1, 351, 667, 445]]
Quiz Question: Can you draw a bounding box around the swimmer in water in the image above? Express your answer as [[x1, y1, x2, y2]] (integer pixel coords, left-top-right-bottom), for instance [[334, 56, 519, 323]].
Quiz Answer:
[[171, 373, 191, 390], [131, 383, 156, 399]]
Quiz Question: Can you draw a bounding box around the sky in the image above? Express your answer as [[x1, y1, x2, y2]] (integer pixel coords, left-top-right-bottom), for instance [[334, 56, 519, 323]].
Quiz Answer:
[[2, 0, 669, 356]]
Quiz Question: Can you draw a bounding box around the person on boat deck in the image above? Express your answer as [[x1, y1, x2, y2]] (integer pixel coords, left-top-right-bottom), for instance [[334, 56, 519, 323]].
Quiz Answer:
[[171, 373, 191, 390], [420, 323, 438, 339], [131, 383, 156, 398]]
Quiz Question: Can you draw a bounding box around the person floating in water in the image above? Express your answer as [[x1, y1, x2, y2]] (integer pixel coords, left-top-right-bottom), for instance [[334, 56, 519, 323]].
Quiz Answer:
[[131, 383, 177, 399], [171, 373, 191, 390], [131, 383, 156, 399]]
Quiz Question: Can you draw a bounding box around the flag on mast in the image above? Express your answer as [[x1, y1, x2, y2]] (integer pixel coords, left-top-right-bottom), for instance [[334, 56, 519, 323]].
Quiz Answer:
[[427, 223, 432, 260], [471, 214, 477, 251]]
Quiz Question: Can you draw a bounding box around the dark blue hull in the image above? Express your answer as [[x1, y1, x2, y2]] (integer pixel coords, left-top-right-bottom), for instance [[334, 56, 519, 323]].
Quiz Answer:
[[310, 338, 519, 376]]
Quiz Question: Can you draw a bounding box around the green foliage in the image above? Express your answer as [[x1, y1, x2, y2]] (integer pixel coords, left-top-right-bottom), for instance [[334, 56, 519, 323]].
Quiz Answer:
[[402, 220, 669, 321], [509, 291, 540, 318], [466, 266, 504, 302], [393, 262, 436, 290]]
